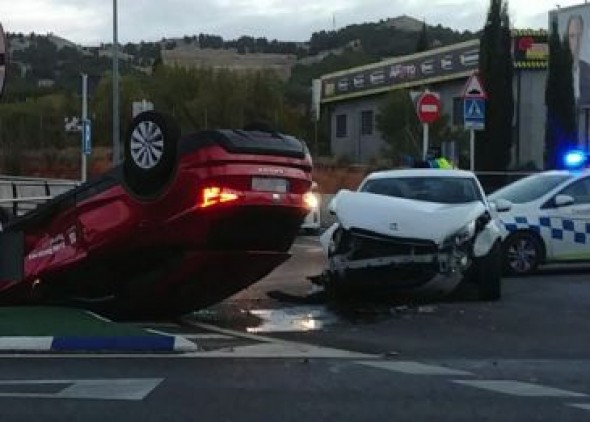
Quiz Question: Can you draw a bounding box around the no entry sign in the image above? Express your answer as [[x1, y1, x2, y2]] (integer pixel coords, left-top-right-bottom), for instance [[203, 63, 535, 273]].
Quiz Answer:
[[416, 92, 441, 124]]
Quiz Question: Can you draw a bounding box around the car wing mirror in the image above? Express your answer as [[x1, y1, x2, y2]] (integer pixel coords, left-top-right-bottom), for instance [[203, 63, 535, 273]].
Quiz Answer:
[[555, 194, 575, 208], [493, 198, 513, 213]]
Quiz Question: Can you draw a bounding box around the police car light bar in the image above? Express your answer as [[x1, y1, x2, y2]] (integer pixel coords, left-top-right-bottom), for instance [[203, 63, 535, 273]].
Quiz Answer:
[[563, 150, 587, 169]]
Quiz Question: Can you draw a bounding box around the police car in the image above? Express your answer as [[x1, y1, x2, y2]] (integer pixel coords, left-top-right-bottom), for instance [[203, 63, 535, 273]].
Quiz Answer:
[[489, 153, 590, 275]]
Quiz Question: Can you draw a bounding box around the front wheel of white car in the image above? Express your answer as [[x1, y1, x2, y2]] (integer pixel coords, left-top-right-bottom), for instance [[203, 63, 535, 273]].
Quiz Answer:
[[474, 241, 502, 301], [503, 231, 543, 276]]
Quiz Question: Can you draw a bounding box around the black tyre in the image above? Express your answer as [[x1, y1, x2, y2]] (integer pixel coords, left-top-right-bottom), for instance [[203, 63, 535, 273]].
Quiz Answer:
[[503, 231, 543, 276], [475, 240, 502, 301], [123, 111, 180, 199]]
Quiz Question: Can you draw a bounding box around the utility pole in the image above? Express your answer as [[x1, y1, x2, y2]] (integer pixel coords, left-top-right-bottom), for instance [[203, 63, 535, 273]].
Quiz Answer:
[[81, 73, 88, 182], [112, 0, 120, 165]]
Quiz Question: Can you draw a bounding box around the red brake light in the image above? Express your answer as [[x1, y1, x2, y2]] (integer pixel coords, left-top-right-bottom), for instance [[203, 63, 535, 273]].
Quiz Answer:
[[198, 187, 239, 208]]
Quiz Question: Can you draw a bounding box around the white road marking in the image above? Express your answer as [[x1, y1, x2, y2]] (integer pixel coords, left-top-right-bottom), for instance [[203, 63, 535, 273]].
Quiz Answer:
[[84, 311, 113, 323], [358, 361, 473, 376], [184, 321, 289, 344], [567, 403, 590, 411], [0, 337, 53, 351], [0, 378, 163, 401], [453, 380, 587, 398]]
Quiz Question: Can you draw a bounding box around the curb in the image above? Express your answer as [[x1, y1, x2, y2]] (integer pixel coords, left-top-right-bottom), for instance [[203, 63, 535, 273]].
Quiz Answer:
[[0, 335, 197, 353]]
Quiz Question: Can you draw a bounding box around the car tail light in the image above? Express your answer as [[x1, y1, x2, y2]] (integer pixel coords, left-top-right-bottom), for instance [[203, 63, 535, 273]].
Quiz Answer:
[[198, 187, 239, 208]]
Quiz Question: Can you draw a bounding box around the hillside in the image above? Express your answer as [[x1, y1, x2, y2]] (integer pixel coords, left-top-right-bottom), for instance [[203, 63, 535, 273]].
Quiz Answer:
[[3, 16, 476, 103]]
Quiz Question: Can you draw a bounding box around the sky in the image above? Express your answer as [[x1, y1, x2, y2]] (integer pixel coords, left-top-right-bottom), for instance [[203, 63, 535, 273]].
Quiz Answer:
[[1, 0, 589, 45]]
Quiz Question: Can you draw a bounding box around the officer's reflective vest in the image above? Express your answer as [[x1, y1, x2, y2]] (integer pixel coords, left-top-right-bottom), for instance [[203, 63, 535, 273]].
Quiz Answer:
[[428, 158, 453, 169]]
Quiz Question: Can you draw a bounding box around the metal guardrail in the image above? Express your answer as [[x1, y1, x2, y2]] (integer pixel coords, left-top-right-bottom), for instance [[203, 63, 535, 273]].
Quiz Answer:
[[0, 177, 80, 217]]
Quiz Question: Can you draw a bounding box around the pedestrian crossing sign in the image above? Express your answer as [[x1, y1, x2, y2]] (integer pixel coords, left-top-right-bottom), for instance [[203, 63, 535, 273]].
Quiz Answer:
[[464, 98, 485, 130]]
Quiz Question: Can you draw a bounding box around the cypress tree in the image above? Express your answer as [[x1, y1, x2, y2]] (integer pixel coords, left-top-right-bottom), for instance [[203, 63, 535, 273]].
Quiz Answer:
[[545, 18, 577, 169], [476, 0, 514, 171], [416, 21, 429, 53]]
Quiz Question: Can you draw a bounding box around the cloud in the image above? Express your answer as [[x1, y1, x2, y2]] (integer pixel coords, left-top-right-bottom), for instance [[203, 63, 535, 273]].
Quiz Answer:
[[0, 0, 588, 45]]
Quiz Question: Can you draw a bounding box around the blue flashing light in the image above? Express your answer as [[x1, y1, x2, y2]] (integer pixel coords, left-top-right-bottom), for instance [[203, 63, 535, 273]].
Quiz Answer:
[[563, 150, 587, 169]]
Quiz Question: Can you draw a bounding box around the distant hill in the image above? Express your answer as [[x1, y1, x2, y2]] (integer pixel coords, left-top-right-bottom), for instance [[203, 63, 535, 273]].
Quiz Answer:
[[3, 16, 477, 104]]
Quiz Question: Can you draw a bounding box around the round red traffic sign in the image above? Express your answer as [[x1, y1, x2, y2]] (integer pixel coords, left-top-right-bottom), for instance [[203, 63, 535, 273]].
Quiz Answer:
[[416, 92, 441, 124]]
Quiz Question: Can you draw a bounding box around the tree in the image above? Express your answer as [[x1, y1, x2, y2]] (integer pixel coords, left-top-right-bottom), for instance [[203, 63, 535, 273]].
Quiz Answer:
[[545, 18, 577, 169], [475, 0, 514, 171], [416, 20, 429, 52]]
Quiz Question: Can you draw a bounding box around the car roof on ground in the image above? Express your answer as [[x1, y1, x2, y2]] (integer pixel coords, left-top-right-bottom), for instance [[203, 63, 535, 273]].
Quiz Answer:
[[365, 168, 476, 180]]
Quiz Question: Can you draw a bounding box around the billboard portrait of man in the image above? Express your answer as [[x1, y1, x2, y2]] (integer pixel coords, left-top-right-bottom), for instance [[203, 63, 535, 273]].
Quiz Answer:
[[0, 23, 5, 99], [566, 14, 590, 105]]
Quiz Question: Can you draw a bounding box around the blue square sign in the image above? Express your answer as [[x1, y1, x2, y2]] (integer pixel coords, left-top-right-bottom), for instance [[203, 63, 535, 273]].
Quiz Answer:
[[464, 98, 485, 130], [82, 119, 92, 156]]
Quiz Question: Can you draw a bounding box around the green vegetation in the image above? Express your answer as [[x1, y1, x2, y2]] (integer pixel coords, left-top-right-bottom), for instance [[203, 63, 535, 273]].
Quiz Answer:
[[545, 19, 577, 169], [376, 90, 467, 165], [475, 0, 514, 171], [0, 18, 477, 174]]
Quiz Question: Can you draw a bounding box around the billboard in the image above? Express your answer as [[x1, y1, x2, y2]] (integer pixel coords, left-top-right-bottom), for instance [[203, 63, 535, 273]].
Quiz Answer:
[[512, 30, 548, 69], [554, 4, 590, 107], [321, 39, 479, 104], [0, 24, 5, 99]]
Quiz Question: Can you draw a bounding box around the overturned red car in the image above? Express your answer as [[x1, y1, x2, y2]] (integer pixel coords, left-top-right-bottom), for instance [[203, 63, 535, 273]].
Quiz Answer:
[[0, 111, 313, 316]]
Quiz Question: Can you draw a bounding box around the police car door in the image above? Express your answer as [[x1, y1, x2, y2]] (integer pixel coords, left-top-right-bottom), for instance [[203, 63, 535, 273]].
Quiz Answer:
[[542, 177, 590, 261]]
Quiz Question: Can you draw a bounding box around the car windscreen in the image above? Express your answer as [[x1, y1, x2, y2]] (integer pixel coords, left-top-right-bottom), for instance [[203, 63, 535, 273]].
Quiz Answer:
[[360, 177, 483, 204], [488, 174, 573, 204]]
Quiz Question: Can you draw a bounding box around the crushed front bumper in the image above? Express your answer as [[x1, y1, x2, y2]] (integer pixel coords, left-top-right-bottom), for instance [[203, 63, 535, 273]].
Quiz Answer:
[[328, 252, 467, 293]]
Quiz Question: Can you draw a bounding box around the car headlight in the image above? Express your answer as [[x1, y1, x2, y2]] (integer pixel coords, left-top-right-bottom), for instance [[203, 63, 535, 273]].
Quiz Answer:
[[450, 220, 477, 246]]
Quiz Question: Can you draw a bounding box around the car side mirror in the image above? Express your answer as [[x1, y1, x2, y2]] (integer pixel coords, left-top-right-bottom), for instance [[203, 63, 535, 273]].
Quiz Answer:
[[493, 198, 513, 213], [555, 194, 575, 208]]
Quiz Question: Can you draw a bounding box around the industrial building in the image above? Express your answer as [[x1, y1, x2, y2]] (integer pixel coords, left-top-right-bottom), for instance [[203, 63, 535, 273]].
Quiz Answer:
[[318, 31, 549, 168]]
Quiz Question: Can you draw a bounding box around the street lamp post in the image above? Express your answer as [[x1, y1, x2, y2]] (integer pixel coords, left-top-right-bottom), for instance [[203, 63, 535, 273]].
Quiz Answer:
[[112, 0, 120, 165]]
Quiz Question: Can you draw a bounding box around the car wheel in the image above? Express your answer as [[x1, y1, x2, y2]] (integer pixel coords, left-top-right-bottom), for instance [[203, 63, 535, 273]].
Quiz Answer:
[[123, 111, 180, 199], [475, 240, 502, 301], [503, 231, 543, 276]]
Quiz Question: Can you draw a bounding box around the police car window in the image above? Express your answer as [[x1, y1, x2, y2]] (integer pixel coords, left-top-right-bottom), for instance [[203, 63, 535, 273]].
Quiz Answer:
[[361, 177, 482, 204], [489, 174, 573, 204], [559, 178, 590, 205]]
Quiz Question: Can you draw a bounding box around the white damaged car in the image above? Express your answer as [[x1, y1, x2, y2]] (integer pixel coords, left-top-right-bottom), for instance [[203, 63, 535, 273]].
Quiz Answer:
[[318, 169, 504, 300]]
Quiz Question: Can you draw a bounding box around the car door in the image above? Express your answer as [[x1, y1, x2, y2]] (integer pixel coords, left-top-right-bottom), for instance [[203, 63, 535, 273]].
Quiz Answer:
[[541, 177, 590, 261]]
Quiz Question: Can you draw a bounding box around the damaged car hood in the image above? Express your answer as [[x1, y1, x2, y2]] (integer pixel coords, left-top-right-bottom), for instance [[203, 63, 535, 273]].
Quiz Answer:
[[331, 190, 487, 245]]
